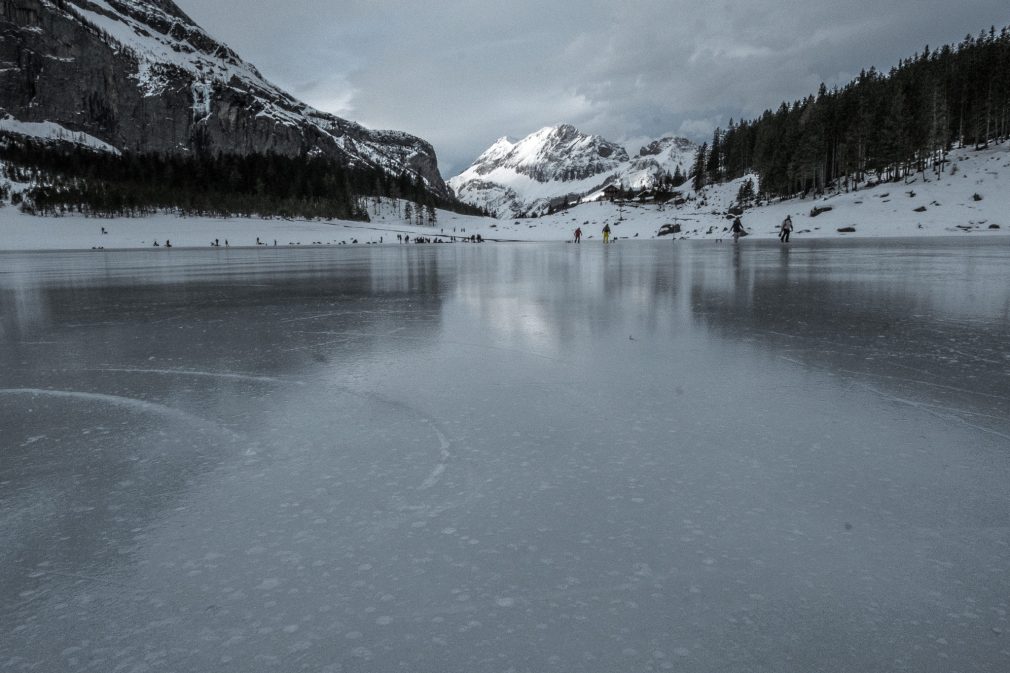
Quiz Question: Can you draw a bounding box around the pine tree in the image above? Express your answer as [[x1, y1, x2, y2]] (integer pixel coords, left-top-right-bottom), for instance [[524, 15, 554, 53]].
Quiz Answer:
[[692, 143, 708, 192], [672, 165, 686, 187], [736, 178, 755, 205], [705, 129, 722, 182]]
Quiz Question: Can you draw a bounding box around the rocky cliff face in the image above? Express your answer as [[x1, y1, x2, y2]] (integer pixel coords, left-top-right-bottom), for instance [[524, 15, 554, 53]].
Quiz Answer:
[[0, 0, 448, 195], [448, 125, 696, 218]]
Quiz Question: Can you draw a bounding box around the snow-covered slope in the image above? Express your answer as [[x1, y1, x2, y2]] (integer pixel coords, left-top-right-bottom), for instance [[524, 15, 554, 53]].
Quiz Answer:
[[0, 116, 120, 154], [463, 144, 1010, 242], [621, 137, 695, 190], [0, 0, 448, 194], [4, 145, 1007, 249], [448, 125, 695, 218]]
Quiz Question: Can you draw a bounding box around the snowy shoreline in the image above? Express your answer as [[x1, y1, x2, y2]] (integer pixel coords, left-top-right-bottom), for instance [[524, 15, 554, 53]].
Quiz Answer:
[[0, 231, 1005, 256], [2, 145, 1007, 251]]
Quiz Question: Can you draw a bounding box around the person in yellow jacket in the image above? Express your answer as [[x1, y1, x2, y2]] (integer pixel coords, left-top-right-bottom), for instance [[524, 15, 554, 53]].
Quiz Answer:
[[602, 223, 611, 243]]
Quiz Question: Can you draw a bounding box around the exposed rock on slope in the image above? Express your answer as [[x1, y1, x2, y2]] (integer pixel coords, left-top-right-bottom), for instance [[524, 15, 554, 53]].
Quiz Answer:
[[0, 0, 448, 194]]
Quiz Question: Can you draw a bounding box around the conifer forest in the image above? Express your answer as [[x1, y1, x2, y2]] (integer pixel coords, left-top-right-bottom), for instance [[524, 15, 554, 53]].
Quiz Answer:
[[0, 138, 486, 220], [696, 26, 1010, 196]]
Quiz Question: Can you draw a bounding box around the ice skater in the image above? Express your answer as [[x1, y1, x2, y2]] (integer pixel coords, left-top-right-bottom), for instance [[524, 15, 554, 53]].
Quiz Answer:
[[574, 226, 582, 243], [779, 215, 793, 243], [602, 223, 611, 243], [730, 217, 745, 243]]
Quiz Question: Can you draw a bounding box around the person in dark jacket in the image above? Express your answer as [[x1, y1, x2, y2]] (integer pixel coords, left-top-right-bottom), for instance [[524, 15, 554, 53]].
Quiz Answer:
[[730, 217, 745, 242]]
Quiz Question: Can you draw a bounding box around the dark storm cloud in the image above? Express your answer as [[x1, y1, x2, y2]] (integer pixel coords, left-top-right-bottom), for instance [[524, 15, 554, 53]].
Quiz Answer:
[[182, 0, 1009, 176]]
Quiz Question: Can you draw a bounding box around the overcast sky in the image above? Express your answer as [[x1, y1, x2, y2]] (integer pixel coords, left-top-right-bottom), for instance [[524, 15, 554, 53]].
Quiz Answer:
[[181, 1, 1008, 177]]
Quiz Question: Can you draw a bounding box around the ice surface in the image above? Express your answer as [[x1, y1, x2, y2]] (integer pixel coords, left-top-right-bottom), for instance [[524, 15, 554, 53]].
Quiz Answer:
[[1, 240, 1009, 672]]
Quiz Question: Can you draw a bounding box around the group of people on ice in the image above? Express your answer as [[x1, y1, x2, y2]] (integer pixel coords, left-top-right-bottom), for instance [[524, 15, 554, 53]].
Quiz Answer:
[[573, 216, 792, 243], [730, 215, 793, 242], [724, 214, 795, 243], [395, 233, 483, 244], [573, 224, 612, 243]]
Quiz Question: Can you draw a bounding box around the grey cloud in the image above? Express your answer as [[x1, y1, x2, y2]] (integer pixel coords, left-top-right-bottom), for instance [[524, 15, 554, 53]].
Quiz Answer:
[[182, 0, 1009, 177]]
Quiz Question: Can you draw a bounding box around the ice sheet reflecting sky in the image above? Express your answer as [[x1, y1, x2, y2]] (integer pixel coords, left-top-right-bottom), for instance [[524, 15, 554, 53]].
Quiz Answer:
[[2, 240, 1009, 672]]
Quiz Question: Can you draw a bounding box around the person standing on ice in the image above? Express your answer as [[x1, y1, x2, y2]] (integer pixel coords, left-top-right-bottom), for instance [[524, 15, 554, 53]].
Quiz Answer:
[[574, 227, 582, 243], [730, 217, 745, 243], [602, 223, 611, 243], [779, 215, 793, 243]]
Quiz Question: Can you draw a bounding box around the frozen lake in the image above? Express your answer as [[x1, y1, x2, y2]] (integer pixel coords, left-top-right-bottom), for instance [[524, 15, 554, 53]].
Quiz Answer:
[[2, 239, 1009, 672]]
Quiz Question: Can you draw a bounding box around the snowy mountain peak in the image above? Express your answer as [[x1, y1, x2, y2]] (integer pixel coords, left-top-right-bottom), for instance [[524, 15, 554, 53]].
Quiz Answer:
[[513, 125, 629, 179], [473, 136, 519, 166], [448, 126, 695, 218], [460, 125, 628, 182]]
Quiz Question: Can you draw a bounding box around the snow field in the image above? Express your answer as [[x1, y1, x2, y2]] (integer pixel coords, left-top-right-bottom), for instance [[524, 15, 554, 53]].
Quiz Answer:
[[1, 145, 1008, 250]]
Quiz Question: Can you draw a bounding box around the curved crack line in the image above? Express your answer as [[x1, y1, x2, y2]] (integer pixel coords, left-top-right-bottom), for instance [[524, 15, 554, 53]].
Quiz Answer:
[[0, 388, 241, 439]]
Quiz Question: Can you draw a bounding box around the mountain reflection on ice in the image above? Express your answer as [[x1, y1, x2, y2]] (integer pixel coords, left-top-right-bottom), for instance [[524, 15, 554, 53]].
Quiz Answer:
[[2, 240, 1008, 673]]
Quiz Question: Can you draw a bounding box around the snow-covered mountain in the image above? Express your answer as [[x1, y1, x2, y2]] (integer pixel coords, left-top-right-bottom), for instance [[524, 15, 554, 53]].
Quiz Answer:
[[623, 136, 696, 190], [0, 0, 448, 195], [447, 125, 695, 218]]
